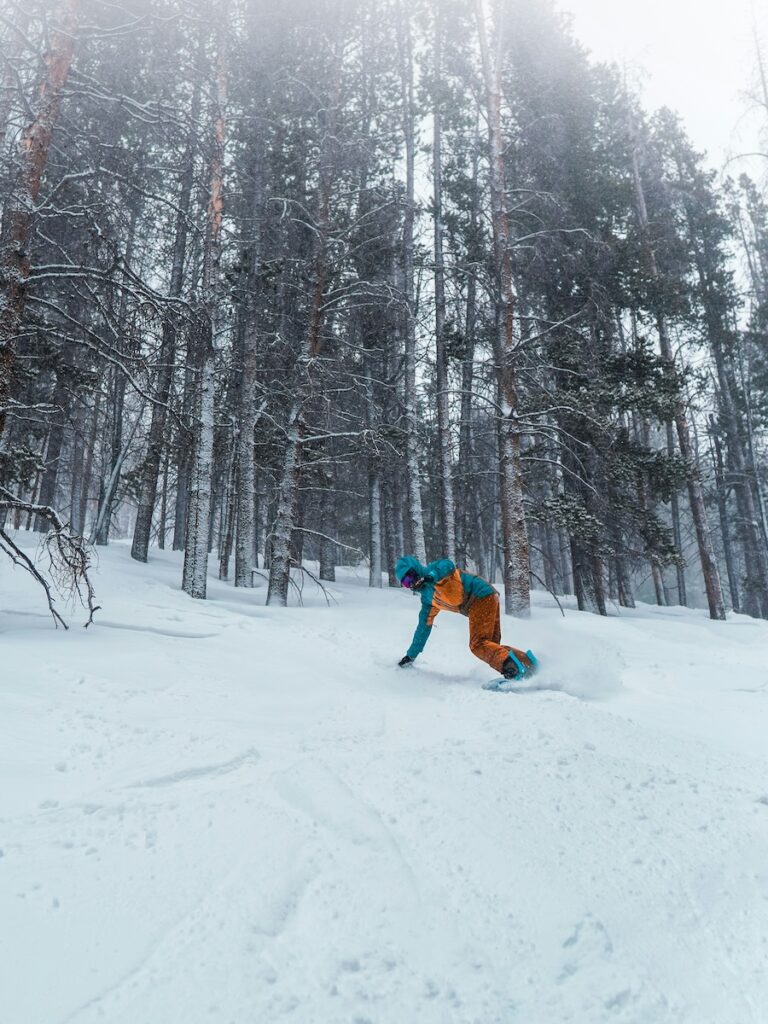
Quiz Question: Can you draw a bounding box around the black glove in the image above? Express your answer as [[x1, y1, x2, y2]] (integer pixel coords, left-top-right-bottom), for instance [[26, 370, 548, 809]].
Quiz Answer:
[[398, 655, 414, 668]]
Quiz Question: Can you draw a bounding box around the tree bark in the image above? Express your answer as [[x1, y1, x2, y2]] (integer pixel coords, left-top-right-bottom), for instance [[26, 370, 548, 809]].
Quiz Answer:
[[233, 324, 259, 586], [699, 289, 766, 617], [456, 131, 482, 569], [94, 361, 126, 545], [234, 143, 264, 588], [173, 338, 195, 551], [266, 402, 300, 606], [672, 146, 767, 615], [666, 420, 687, 606], [709, 420, 741, 613], [182, 21, 227, 599], [131, 84, 199, 562], [0, 0, 80, 444], [182, 316, 216, 599], [158, 444, 170, 549], [396, 0, 426, 564], [368, 467, 383, 587], [34, 364, 70, 531], [474, 0, 530, 616], [218, 425, 237, 579], [383, 475, 399, 587], [319, 484, 337, 582], [630, 141, 725, 619], [266, 41, 342, 606], [90, 403, 142, 545], [76, 387, 101, 538], [432, 3, 455, 560]]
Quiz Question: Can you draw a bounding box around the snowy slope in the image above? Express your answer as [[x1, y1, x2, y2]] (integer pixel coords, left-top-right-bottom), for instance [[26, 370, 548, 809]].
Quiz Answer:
[[1, 539, 768, 1024]]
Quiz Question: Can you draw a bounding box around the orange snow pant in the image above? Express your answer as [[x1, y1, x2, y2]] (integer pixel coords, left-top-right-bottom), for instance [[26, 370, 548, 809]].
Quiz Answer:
[[467, 592, 530, 675]]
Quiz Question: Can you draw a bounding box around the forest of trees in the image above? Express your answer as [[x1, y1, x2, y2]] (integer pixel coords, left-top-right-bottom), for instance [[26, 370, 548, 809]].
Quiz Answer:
[[2, 0, 768, 623]]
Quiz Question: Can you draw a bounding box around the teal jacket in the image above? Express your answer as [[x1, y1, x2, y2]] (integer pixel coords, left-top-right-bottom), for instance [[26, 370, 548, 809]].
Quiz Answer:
[[395, 556, 496, 660]]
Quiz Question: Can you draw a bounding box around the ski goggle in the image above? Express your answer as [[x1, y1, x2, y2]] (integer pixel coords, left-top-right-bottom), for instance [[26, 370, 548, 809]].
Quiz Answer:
[[400, 569, 422, 590]]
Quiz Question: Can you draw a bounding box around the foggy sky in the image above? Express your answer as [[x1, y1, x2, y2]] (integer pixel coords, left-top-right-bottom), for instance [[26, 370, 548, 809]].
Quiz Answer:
[[562, 0, 766, 177]]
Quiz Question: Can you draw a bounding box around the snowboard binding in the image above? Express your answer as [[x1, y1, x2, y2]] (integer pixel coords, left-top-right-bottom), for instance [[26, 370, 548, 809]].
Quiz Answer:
[[483, 650, 539, 692], [502, 649, 538, 680]]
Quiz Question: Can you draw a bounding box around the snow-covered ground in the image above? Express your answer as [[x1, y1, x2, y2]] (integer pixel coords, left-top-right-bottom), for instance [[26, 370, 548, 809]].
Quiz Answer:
[[2, 538, 768, 1024]]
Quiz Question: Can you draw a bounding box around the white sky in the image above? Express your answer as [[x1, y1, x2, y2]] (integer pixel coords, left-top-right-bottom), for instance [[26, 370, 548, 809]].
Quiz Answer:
[[560, 0, 767, 177]]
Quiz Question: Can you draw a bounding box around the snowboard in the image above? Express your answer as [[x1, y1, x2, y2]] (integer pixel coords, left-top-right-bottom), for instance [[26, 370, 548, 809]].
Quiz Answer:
[[482, 649, 539, 692]]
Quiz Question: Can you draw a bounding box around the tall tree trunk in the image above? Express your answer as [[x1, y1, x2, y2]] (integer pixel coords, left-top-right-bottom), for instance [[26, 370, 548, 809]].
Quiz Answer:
[[368, 466, 382, 587], [709, 420, 741, 613], [218, 424, 237, 579], [712, 350, 767, 618], [432, 3, 455, 560], [540, 522, 555, 594], [234, 145, 264, 588], [615, 554, 635, 609], [457, 338, 482, 570], [266, 402, 300, 605], [182, 315, 216, 599], [396, 0, 426, 563], [630, 142, 725, 619], [634, 412, 666, 607], [131, 84, 199, 562], [234, 323, 258, 586], [94, 362, 126, 545], [456, 132, 482, 569], [266, 42, 342, 606], [158, 444, 170, 549], [131, 317, 177, 559], [736, 332, 768, 557], [570, 536, 607, 616], [361, 319, 384, 588], [319, 482, 336, 582], [475, 0, 530, 616], [0, 0, 80, 445], [674, 147, 767, 616], [556, 531, 569, 595], [90, 403, 142, 545], [69, 400, 85, 535], [383, 475, 399, 587], [255, 476, 267, 569], [77, 387, 101, 538], [355, 20, 384, 589], [93, 199, 139, 545], [182, 21, 228, 599], [666, 420, 687, 606], [714, 369, 767, 618], [34, 365, 70, 531], [173, 336, 195, 551]]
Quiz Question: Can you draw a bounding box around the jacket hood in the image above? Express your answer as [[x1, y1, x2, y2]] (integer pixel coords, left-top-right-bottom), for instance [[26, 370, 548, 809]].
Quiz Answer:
[[425, 558, 456, 582], [395, 556, 456, 584], [395, 555, 428, 583]]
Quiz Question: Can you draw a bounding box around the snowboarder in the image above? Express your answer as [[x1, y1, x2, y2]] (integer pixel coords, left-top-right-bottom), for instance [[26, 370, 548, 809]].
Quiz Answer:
[[395, 556, 534, 679]]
